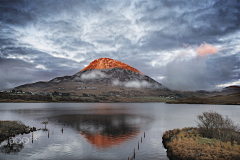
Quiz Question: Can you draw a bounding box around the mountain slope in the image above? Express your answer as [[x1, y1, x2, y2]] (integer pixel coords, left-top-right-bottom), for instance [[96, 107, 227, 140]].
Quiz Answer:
[[15, 67, 166, 93], [15, 58, 169, 98], [15, 58, 239, 103], [49, 67, 162, 87]]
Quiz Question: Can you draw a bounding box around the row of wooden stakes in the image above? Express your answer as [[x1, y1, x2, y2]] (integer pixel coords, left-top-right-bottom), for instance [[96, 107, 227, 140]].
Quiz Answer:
[[31, 127, 64, 143], [128, 132, 145, 160]]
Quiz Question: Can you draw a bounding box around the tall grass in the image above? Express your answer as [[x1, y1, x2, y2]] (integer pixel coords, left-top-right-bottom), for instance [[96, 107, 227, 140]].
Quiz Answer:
[[163, 127, 240, 159]]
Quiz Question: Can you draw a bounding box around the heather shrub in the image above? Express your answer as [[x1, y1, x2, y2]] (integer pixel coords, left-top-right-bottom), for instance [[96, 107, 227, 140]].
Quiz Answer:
[[196, 111, 240, 144]]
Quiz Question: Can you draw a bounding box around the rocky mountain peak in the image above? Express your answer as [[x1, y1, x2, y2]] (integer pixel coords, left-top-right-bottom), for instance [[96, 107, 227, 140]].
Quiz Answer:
[[80, 58, 142, 74]]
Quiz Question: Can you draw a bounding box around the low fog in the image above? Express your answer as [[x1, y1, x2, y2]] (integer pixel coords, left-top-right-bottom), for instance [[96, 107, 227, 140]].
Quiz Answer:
[[81, 71, 108, 80], [112, 80, 151, 89]]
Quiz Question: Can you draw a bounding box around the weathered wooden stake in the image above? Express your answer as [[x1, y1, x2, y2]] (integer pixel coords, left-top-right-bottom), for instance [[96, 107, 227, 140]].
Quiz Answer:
[[32, 132, 33, 143], [134, 148, 135, 159], [128, 157, 129, 160], [144, 132, 145, 138], [48, 130, 49, 138], [62, 127, 63, 134], [141, 137, 142, 143], [138, 141, 139, 150]]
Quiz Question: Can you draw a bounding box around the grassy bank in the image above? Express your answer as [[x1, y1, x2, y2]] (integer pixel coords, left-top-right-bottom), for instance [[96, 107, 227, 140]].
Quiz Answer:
[[162, 127, 240, 160]]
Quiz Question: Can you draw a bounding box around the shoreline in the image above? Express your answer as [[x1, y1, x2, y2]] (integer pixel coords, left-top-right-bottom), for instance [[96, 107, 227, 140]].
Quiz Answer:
[[167, 92, 240, 105], [0, 101, 239, 104], [1, 92, 240, 104], [0, 98, 172, 103]]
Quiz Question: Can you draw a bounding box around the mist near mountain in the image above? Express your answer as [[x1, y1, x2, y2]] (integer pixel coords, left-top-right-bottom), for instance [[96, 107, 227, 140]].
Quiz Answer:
[[112, 80, 151, 89], [81, 70, 108, 80], [162, 50, 240, 91]]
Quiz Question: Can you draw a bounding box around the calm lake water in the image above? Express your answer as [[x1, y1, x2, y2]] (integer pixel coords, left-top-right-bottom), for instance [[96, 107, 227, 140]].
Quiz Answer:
[[0, 103, 239, 160]]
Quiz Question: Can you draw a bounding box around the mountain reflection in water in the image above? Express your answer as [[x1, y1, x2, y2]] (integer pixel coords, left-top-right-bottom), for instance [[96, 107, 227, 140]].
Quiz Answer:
[[49, 114, 152, 148]]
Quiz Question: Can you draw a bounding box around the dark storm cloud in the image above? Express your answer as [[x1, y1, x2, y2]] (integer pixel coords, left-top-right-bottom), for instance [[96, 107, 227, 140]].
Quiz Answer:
[[138, 0, 240, 48], [0, 1, 36, 27], [0, 46, 81, 89], [0, 57, 36, 89], [0, 0, 240, 90], [0, 38, 16, 47], [162, 53, 240, 91], [1, 47, 81, 71]]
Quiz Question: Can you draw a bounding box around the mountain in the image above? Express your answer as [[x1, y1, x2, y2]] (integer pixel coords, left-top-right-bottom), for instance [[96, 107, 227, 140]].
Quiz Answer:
[[50, 57, 162, 88], [15, 58, 172, 100], [11, 58, 240, 103]]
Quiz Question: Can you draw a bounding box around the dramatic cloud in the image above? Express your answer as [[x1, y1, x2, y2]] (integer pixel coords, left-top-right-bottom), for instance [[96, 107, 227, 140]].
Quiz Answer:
[[0, 0, 240, 90], [162, 52, 240, 91]]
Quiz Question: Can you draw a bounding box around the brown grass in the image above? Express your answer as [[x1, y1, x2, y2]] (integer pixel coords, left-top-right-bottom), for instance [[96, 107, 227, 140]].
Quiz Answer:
[[163, 127, 240, 160]]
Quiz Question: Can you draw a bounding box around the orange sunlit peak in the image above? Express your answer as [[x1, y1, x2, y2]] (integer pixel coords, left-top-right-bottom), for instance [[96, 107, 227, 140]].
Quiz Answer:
[[80, 58, 142, 74]]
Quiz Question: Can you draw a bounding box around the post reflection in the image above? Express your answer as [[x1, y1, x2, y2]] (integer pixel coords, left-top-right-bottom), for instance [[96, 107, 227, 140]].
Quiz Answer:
[[49, 114, 152, 148], [0, 137, 24, 154]]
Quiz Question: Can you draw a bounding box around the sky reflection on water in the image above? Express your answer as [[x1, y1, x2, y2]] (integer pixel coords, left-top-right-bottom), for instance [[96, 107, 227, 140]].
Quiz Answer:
[[0, 103, 239, 160]]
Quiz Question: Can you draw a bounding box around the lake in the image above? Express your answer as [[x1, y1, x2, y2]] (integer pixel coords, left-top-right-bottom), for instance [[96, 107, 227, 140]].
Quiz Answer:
[[0, 103, 239, 160]]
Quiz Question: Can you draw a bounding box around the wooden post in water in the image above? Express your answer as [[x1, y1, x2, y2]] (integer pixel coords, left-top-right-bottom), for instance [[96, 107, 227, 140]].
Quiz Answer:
[[128, 157, 129, 160], [138, 141, 139, 150], [141, 137, 142, 143], [134, 148, 135, 159], [48, 130, 49, 138], [32, 132, 33, 143], [144, 132, 145, 138], [62, 127, 63, 134]]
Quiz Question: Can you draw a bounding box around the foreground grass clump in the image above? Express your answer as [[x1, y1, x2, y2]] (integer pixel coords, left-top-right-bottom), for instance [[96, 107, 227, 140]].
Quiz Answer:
[[162, 127, 240, 160]]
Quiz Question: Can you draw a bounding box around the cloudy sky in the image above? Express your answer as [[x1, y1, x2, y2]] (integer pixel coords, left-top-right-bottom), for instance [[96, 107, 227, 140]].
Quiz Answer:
[[1, 0, 240, 91]]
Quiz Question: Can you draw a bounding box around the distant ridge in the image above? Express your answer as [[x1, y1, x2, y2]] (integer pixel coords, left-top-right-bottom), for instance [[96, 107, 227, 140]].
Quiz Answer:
[[226, 85, 240, 88]]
